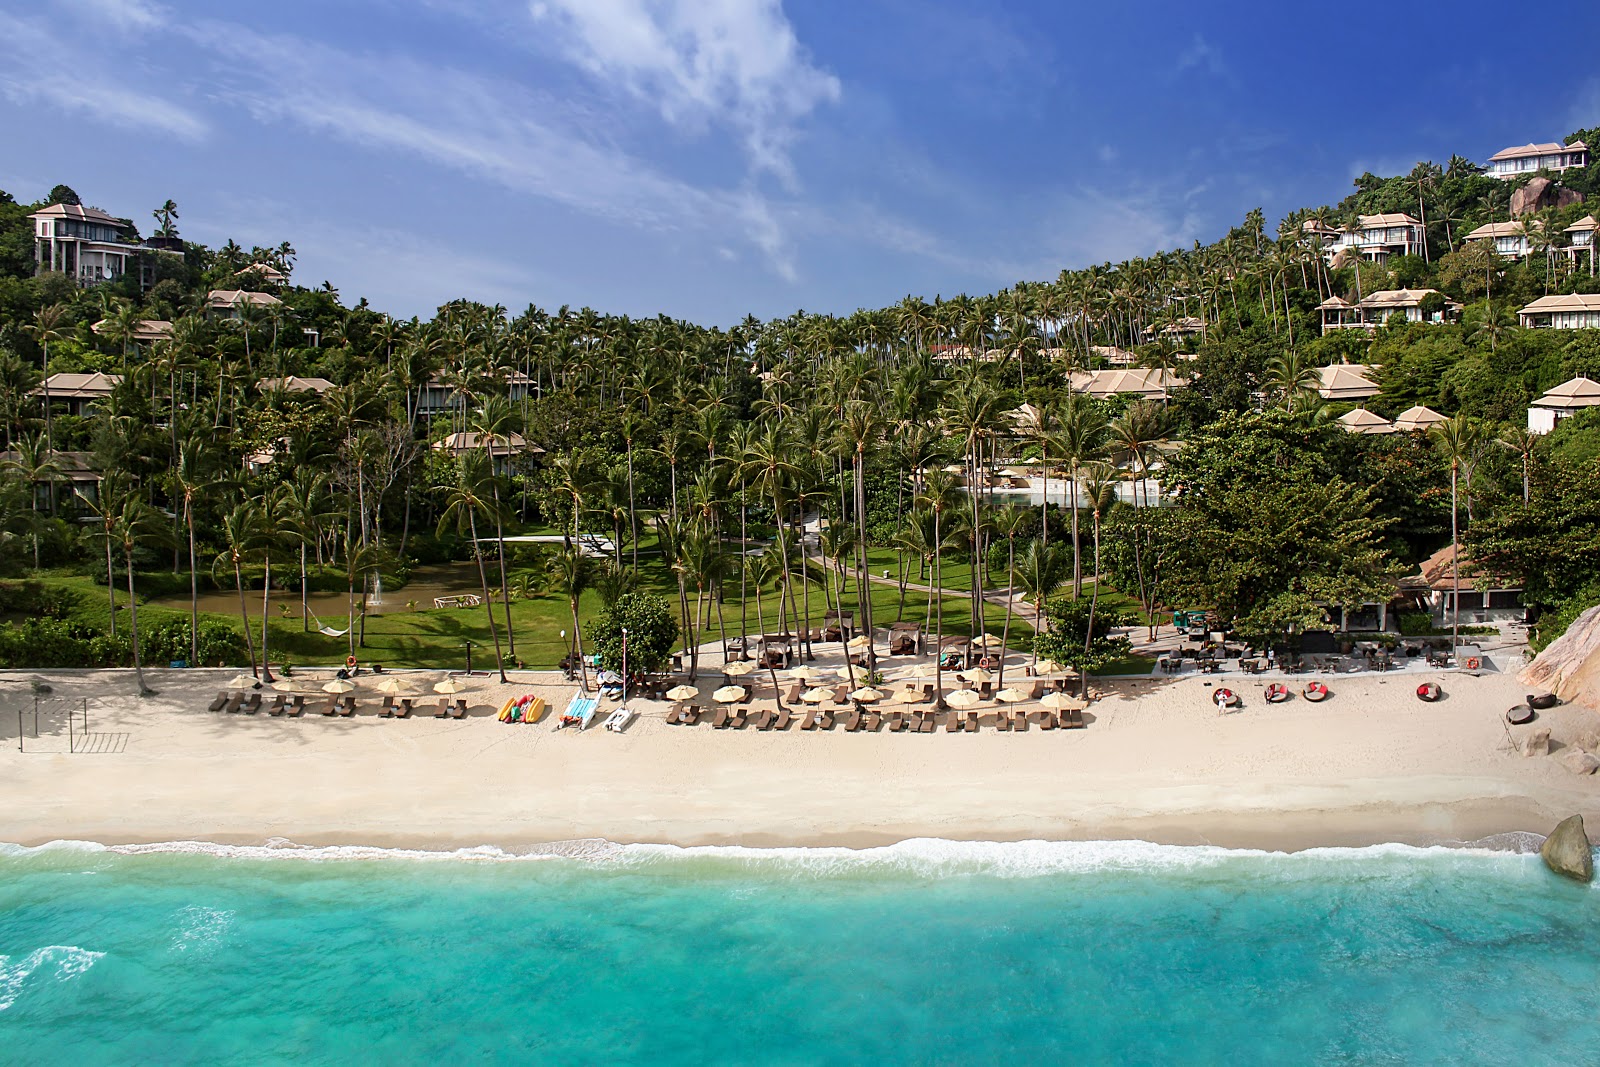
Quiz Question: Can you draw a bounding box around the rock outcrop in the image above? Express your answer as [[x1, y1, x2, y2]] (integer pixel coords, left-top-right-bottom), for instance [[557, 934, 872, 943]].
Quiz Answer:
[[1522, 727, 1551, 757], [1521, 606, 1600, 710], [1510, 177, 1585, 218], [1540, 815, 1594, 882], [1557, 749, 1600, 775]]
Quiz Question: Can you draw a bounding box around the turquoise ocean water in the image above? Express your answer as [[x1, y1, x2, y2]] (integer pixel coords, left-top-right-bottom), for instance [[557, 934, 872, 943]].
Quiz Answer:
[[2, 837, 1598, 1065]]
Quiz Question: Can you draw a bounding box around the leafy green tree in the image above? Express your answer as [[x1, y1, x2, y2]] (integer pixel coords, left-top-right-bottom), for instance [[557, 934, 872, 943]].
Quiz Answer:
[[1032, 597, 1131, 688], [590, 592, 679, 675]]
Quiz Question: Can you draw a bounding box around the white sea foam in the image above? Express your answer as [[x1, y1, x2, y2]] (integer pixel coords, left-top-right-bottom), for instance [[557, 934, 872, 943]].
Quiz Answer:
[[170, 906, 234, 956], [0, 835, 1558, 880], [0, 946, 106, 1012]]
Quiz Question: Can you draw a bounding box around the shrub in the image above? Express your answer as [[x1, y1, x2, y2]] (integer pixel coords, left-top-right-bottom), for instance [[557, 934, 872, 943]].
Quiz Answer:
[[589, 592, 679, 674]]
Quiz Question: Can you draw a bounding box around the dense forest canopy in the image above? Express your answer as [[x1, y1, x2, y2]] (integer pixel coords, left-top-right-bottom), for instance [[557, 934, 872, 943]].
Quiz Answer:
[[1, 126, 1598, 681]]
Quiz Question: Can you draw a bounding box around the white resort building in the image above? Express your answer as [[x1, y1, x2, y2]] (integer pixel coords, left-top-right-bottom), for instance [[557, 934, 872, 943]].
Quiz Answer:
[[1516, 294, 1600, 330], [1066, 368, 1182, 401], [1310, 214, 1425, 263], [1487, 140, 1589, 180], [1463, 221, 1533, 260], [1317, 289, 1459, 334], [207, 290, 283, 318], [31, 204, 136, 287], [1527, 376, 1600, 434], [1563, 216, 1596, 268]]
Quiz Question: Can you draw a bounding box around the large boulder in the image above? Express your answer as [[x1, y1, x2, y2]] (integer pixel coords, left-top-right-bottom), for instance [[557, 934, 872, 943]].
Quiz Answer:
[[1511, 177, 1585, 218], [1540, 815, 1594, 882], [1521, 606, 1600, 710], [1522, 727, 1551, 757]]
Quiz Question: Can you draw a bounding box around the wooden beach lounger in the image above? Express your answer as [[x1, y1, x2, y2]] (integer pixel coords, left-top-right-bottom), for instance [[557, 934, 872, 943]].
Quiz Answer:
[[433, 697, 450, 718], [753, 709, 775, 730], [287, 695, 307, 717], [945, 711, 962, 733], [395, 698, 413, 719], [208, 691, 230, 713], [378, 696, 397, 718], [713, 707, 731, 729], [682, 704, 703, 725], [338, 695, 357, 717], [242, 692, 263, 715], [801, 708, 821, 730], [863, 710, 881, 731], [1063, 708, 1086, 729], [1035, 710, 1057, 730], [773, 708, 793, 730], [832, 685, 849, 706], [451, 699, 467, 719], [319, 698, 339, 717], [266, 694, 287, 716], [843, 708, 862, 732]]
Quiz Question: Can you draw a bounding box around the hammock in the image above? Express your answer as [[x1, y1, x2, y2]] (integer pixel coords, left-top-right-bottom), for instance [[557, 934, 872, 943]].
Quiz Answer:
[[306, 609, 351, 639]]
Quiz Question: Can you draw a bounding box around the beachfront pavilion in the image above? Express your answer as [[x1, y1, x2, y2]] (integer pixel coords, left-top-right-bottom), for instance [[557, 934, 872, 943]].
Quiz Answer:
[[1408, 544, 1523, 620]]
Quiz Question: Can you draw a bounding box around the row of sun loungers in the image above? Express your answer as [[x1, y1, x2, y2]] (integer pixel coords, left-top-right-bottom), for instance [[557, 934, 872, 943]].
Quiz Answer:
[[665, 703, 1085, 731], [206, 690, 468, 719]]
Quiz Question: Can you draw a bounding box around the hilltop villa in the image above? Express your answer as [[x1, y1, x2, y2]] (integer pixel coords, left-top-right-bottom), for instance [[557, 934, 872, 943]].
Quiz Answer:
[[1066, 368, 1181, 401], [1308, 214, 1425, 263], [206, 290, 283, 318], [1487, 140, 1589, 180], [31, 204, 137, 287], [1517, 294, 1600, 330], [1317, 289, 1459, 334], [1463, 220, 1534, 259], [30, 372, 122, 416], [1527, 376, 1600, 434], [1564, 216, 1596, 268]]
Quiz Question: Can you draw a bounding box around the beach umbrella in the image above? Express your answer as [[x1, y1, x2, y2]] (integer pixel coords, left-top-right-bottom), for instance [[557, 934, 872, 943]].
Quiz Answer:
[[432, 678, 464, 695], [788, 665, 824, 682], [958, 668, 992, 684], [321, 679, 355, 694], [721, 660, 756, 677], [1041, 692, 1086, 711], [907, 664, 941, 679], [850, 687, 885, 703], [712, 685, 747, 703], [800, 687, 833, 704], [665, 684, 699, 702], [1033, 659, 1063, 675], [227, 674, 260, 689], [271, 678, 309, 693], [973, 634, 1005, 649], [892, 687, 924, 704], [994, 687, 1029, 703], [944, 688, 981, 708], [847, 635, 873, 651], [372, 677, 410, 695]]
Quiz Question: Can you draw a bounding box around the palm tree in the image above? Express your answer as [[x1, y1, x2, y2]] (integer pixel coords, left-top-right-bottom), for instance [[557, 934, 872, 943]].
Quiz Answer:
[[216, 503, 262, 674], [1051, 397, 1108, 598], [740, 423, 806, 641], [1012, 538, 1070, 668], [1429, 416, 1485, 651], [435, 451, 508, 682], [916, 468, 961, 706], [169, 436, 228, 664], [1078, 462, 1118, 697], [24, 304, 67, 483], [546, 546, 593, 690], [471, 396, 521, 661], [2, 435, 60, 569], [991, 505, 1030, 690], [110, 494, 171, 697], [1498, 427, 1537, 504]]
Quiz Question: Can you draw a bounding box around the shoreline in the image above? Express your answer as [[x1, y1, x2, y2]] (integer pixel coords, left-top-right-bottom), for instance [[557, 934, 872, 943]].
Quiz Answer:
[[2, 666, 1597, 858]]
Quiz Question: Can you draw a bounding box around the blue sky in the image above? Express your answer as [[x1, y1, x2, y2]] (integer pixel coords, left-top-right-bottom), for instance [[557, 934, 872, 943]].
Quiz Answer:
[[1, 0, 1597, 326]]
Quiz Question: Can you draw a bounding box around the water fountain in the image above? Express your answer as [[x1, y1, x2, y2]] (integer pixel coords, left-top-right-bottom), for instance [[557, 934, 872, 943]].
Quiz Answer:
[[368, 572, 384, 608]]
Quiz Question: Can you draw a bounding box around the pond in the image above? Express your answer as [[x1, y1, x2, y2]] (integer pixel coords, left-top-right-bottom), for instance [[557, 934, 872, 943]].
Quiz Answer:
[[151, 563, 494, 622]]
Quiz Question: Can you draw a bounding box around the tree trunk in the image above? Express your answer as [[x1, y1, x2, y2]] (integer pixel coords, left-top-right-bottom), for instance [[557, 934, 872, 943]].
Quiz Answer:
[[187, 501, 199, 665], [234, 560, 258, 674], [125, 548, 151, 695], [468, 511, 507, 681]]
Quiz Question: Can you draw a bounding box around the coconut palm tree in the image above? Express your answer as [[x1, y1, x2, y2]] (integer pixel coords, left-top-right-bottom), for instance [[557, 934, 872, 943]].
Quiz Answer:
[[546, 546, 593, 690], [23, 304, 67, 485], [1051, 397, 1108, 598], [169, 436, 230, 664], [215, 502, 263, 674], [2, 435, 60, 569], [1429, 416, 1485, 651], [470, 396, 522, 661], [1012, 537, 1070, 668], [1498, 427, 1538, 504], [1078, 461, 1119, 697], [109, 493, 171, 697], [435, 451, 508, 682], [991, 505, 1031, 690], [916, 468, 962, 706]]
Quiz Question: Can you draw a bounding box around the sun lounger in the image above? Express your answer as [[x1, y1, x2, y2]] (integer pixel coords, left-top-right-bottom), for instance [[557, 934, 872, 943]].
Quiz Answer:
[[682, 704, 703, 726], [208, 691, 229, 713], [433, 697, 450, 718], [266, 694, 286, 716], [785, 683, 803, 703], [378, 696, 397, 718], [395, 698, 413, 719], [738, 686, 753, 705], [801, 708, 822, 731], [602, 707, 636, 733], [1036, 710, 1057, 730], [713, 707, 731, 729], [832, 685, 849, 706], [964, 712, 978, 732], [921, 683, 934, 701], [1013, 711, 1029, 732], [451, 698, 468, 720], [321, 698, 339, 717], [287, 695, 307, 717], [338, 695, 357, 717], [242, 692, 262, 715], [863, 711, 881, 730], [945, 711, 962, 733], [773, 708, 793, 730], [753, 709, 775, 730], [1063, 707, 1086, 729], [978, 682, 993, 701], [918, 711, 935, 732], [843, 708, 862, 731], [730, 707, 749, 728]]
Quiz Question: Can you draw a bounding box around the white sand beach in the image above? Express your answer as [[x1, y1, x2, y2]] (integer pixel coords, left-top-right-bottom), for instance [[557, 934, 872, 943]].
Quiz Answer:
[[2, 649, 1597, 851]]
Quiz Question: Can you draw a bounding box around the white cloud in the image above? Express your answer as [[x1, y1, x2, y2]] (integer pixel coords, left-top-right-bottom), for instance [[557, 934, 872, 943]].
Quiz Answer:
[[0, 12, 205, 140], [182, 20, 802, 277], [528, 0, 839, 186], [1173, 34, 1229, 81], [57, 0, 167, 32]]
